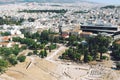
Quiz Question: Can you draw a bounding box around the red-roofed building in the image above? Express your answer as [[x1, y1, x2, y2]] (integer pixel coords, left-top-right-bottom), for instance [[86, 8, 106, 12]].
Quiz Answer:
[[0, 42, 16, 47], [80, 32, 93, 38], [61, 32, 69, 38]]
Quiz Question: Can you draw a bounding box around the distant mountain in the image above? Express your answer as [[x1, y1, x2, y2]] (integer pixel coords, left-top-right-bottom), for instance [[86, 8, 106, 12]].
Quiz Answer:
[[23, 0, 85, 3], [0, 0, 93, 3]]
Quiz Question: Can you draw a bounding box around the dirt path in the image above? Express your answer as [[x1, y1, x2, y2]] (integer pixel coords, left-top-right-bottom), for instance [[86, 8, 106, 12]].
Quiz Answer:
[[45, 44, 67, 63]]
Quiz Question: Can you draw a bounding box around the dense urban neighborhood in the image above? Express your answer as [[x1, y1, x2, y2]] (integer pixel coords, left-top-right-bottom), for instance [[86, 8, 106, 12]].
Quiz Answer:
[[0, 1, 120, 80]]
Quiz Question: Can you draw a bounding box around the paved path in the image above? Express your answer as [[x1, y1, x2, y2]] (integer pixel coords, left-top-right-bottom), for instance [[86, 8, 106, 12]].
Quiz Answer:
[[45, 45, 66, 63]]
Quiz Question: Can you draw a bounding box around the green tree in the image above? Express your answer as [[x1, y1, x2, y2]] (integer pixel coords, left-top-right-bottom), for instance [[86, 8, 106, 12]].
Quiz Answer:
[[40, 44, 45, 49], [116, 62, 120, 69], [87, 55, 93, 62], [31, 32, 40, 39], [44, 49, 47, 57], [49, 34, 54, 43], [0, 59, 8, 73], [68, 35, 77, 46], [53, 36, 60, 43], [12, 45, 20, 55], [27, 52, 33, 56], [17, 56, 26, 62], [8, 57, 18, 65], [87, 36, 99, 60], [96, 35, 111, 60], [40, 30, 49, 44], [83, 49, 89, 63], [40, 50, 44, 58], [112, 42, 120, 60], [8, 54, 18, 65], [1, 32, 11, 36], [0, 59, 8, 68], [28, 17, 35, 22], [33, 50, 38, 55]]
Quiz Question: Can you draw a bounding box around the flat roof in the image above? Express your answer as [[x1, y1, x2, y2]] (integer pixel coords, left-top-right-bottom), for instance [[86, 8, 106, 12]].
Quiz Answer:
[[82, 23, 117, 28], [82, 25, 117, 28], [82, 29, 117, 33]]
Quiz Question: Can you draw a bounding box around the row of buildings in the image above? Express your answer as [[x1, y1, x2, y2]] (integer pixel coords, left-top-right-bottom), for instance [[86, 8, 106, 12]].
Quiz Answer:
[[0, 3, 120, 46], [0, 25, 24, 47]]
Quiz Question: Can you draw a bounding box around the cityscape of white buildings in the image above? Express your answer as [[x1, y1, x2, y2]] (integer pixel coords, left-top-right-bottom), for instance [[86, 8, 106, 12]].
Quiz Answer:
[[0, 2, 120, 46]]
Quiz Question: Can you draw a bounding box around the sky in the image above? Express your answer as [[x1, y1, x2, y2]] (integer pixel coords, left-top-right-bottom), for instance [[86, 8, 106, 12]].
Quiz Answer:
[[0, 0, 120, 5], [87, 0, 120, 5]]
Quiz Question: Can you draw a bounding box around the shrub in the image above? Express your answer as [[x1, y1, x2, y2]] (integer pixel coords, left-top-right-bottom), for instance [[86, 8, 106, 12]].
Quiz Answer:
[[116, 62, 120, 69], [17, 56, 26, 62], [8, 58, 18, 65], [102, 55, 108, 60], [27, 52, 33, 56], [87, 55, 93, 62], [0, 59, 8, 73]]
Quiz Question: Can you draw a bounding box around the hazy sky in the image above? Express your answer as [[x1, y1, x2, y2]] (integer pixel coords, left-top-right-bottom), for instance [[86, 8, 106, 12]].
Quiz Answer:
[[0, 0, 120, 5], [87, 0, 120, 5]]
